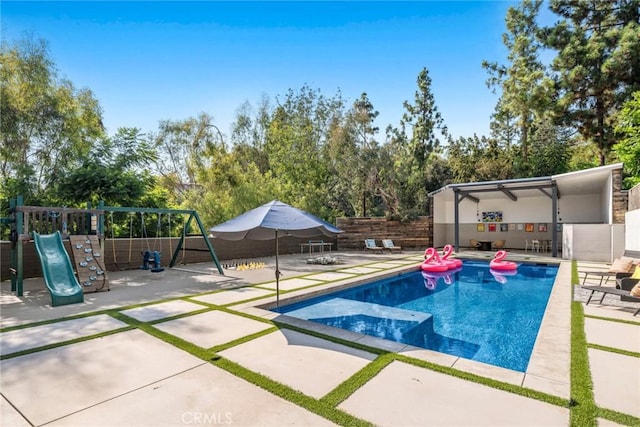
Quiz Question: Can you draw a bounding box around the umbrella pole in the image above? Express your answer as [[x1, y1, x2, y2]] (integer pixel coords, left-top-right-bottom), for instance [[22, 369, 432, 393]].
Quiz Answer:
[[275, 229, 280, 309]]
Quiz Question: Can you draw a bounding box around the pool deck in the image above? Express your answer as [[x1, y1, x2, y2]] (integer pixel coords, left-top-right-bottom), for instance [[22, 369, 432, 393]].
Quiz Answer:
[[1, 250, 638, 426]]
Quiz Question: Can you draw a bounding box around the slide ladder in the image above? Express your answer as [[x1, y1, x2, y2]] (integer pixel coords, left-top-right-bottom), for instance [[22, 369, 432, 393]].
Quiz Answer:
[[32, 231, 84, 307]]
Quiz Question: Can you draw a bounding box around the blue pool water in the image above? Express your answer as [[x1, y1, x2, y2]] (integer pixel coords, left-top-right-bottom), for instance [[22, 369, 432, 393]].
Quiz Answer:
[[276, 260, 558, 372]]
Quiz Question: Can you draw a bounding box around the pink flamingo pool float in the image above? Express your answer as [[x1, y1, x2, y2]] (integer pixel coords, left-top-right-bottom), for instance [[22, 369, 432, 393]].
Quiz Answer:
[[489, 250, 518, 271], [421, 247, 450, 272], [441, 244, 463, 268]]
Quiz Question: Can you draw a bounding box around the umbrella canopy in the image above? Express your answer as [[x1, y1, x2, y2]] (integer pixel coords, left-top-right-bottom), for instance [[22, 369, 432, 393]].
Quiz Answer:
[[209, 200, 342, 240], [209, 200, 343, 308]]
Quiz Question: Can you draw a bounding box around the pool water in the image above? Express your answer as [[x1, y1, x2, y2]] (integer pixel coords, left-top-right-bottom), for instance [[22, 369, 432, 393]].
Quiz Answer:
[[276, 260, 558, 372]]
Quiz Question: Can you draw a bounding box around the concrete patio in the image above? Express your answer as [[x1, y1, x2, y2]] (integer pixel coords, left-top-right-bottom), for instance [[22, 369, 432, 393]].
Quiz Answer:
[[1, 250, 638, 426]]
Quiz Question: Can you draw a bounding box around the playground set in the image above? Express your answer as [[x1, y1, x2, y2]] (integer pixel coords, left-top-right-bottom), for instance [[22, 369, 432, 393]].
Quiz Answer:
[[4, 195, 224, 307]]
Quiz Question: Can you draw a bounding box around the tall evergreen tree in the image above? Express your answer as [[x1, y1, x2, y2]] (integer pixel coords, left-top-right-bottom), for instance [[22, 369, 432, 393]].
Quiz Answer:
[[483, 0, 552, 163], [541, 0, 640, 165], [389, 67, 448, 218]]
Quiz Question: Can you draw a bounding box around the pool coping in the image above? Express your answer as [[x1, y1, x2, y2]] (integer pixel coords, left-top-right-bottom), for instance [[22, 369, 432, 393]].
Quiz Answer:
[[233, 258, 572, 399]]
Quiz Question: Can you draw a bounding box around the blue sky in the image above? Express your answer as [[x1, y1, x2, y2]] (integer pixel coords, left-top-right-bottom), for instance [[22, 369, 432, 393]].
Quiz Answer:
[[2, 1, 522, 141]]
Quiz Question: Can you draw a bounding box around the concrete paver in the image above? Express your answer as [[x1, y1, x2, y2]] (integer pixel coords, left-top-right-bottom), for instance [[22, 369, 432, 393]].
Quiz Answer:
[[0, 329, 204, 426], [190, 287, 274, 306], [303, 272, 356, 282], [0, 314, 127, 356], [47, 364, 336, 427], [258, 277, 324, 291], [1, 395, 31, 427], [337, 266, 382, 274], [339, 360, 569, 426], [584, 317, 640, 353], [588, 348, 640, 418], [219, 328, 376, 398], [120, 299, 205, 322], [153, 310, 273, 349]]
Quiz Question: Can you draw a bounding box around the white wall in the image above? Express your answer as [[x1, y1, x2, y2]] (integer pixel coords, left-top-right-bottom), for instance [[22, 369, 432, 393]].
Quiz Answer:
[[626, 209, 640, 251], [563, 224, 626, 262], [437, 193, 604, 224]]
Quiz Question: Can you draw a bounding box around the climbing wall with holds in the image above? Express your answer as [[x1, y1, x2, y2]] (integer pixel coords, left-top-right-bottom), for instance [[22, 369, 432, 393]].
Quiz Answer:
[[69, 235, 109, 293]]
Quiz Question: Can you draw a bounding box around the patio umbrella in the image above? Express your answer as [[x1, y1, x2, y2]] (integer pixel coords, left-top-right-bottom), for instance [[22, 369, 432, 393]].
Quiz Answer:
[[209, 200, 343, 307]]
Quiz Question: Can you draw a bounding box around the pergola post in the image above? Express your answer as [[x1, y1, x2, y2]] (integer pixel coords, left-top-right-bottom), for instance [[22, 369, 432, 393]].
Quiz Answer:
[[453, 189, 460, 252]]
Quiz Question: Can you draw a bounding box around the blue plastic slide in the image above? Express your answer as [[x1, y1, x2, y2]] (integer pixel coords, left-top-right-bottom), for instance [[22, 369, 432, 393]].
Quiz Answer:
[[32, 231, 84, 307]]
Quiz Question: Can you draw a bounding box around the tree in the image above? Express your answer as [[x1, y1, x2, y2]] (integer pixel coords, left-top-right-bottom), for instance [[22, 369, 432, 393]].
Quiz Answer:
[[230, 96, 272, 174], [483, 0, 552, 163], [446, 134, 515, 183], [541, 0, 640, 165], [527, 119, 572, 177], [388, 67, 448, 218], [55, 127, 156, 206], [347, 93, 381, 216], [614, 91, 640, 187], [152, 113, 225, 202], [0, 34, 105, 203], [264, 85, 344, 215]]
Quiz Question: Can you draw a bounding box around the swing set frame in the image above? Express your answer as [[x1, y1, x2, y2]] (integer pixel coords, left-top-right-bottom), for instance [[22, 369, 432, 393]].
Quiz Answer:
[[6, 195, 224, 297]]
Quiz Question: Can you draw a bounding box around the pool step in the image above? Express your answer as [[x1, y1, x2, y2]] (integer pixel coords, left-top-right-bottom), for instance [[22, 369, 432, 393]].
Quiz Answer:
[[285, 298, 434, 342]]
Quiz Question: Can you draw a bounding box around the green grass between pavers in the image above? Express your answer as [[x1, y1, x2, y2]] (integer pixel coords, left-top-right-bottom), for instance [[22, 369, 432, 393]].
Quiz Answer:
[[587, 343, 640, 358], [570, 299, 597, 427], [320, 353, 396, 407], [570, 259, 640, 427], [570, 259, 597, 426], [597, 408, 640, 426]]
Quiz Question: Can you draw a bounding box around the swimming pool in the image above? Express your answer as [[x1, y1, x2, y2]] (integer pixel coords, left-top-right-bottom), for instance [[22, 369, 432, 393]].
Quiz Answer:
[[276, 260, 558, 372]]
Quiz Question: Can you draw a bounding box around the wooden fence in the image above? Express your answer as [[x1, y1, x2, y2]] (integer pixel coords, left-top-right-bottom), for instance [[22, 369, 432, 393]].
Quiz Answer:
[[336, 216, 432, 250]]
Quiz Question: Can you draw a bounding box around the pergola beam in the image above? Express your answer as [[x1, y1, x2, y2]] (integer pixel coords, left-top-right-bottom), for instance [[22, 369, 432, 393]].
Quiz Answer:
[[459, 192, 479, 203], [498, 185, 517, 201]]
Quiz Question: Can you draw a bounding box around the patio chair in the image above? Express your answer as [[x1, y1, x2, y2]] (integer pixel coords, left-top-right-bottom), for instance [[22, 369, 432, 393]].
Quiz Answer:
[[469, 239, 481, 250], [364, 239, 383, 253], [382, 239, 402, 252], [493, 240, 506, 250]]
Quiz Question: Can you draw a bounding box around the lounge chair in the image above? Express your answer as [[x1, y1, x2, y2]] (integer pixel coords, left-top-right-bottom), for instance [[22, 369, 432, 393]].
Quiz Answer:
[[469, 239, 481, 250], [581, 285, 640, 316], [382, 239, 402, 252], [617, 265, 640, 301], [579, 257, 636, 285], [364, 239, 383, 253], [493, 240, 505, 250]]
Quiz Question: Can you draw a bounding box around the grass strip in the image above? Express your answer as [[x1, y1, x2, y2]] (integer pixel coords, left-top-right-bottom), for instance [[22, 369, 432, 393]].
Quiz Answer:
[[320, 353, 395, 407], [209, 326, 279, 353], [212, 356, 373, 427], [110, 311, 217, 361], [570, 299, 597, 427], [146, 307, 213, 325], [597, 407, 640, 426], [587, 343, 640, 358]]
